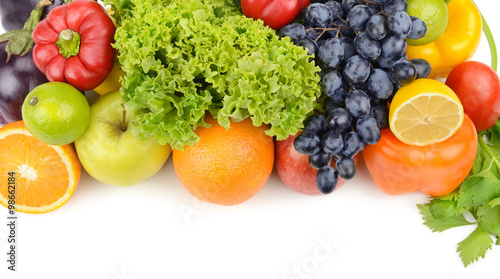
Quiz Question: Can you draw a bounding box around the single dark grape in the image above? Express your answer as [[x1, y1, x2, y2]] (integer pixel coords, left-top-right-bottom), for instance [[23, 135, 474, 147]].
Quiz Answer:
[[387, 11, 412, 38], [304, 114, 329, 135], [303, 3, 334, 27], [356, 116, 381, 145], [294, 132, 322, 155], [316, 166, 338, 194], [343, 55, 371, 86], [309, 152, 331, 169], [336, 156, 356, 180], [410, 58, 432, 79], [346, 5, 372, 32], [383, 0, 408, 14], [370, 105, 389, 129], [408, 16, 427, 40], [366, 14, 388, 41], [354, 31, 381, 61], [390, 60, 417, 85], [368, 69, 393, 99], [342, 131, 362, 158], [345, 89, 371, 119], [322, 130, 344, 155], [322, 70, 343, 99], [297, 38, 319, 56], [318, 38, 345, 69], [327, 107, 353, 132], [381, 34, 407, 61], [279, 23, 306, 43], [325, 0, 344, 19]]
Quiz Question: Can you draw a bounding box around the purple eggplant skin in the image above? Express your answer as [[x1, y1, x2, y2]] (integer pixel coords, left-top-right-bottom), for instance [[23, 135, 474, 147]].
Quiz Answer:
[[0, 41, 48, 125], [0, 0, 65, 32]]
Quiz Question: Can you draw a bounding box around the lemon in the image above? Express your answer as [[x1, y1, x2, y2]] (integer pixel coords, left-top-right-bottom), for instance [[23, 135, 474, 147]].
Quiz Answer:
[[22, 82, 91, 146], [93, 64, 124, 95], [389, 79, 464, 146], [406, 0, 449, 46]]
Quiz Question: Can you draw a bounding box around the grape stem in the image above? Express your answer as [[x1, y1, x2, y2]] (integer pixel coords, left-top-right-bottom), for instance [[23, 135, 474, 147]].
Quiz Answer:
[[305, 16, 351, 42]]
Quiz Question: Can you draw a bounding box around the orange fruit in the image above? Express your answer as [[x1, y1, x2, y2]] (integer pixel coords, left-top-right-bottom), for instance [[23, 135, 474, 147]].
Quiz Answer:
[[173, 116, 274, 206], [0, 121, 81, 214]]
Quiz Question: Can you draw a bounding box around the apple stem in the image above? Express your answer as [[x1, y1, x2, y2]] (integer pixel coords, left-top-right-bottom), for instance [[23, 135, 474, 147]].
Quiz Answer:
[[121, 105, 126, 131]]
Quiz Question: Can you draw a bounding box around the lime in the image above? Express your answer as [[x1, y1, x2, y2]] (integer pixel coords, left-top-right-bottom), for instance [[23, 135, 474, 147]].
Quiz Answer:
[[22, 82, 90, 145], [406, 0, 449, 46]]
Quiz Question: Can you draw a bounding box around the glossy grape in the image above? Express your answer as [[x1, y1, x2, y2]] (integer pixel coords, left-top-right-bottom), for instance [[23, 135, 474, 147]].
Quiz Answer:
[[356, 116, 381, 145], [343, 55, 371, 85], [336, 156, 356, 180], [366, 14, 388, 40], [294, 132, 322, 155], [345, 89, 371, 118], [390, 60, 417, 85], [316, 166, 338, 194], [279, 23, 306, 43]]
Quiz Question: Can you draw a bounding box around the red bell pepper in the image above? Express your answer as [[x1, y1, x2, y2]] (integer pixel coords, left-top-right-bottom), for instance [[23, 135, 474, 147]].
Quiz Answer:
[[32, 0, 115, 91], [241, 0, 310, 30]]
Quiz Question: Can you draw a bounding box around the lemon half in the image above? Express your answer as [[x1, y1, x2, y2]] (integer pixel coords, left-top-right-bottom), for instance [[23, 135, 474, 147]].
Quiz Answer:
[[389, 79, 464, 146]]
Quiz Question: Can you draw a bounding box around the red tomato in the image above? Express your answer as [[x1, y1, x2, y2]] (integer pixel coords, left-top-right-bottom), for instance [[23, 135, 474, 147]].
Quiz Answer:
[[445, 61, 500, 132], [241, 0, 310, 30], [362, 115, 477, 197]]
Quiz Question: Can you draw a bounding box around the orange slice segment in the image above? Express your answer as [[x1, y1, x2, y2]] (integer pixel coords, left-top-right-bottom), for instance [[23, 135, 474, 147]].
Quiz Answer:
[[0, 121, 81, 214]]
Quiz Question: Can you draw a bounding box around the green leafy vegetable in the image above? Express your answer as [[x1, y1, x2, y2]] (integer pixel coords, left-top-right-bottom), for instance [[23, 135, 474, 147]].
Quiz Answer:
[[457, 226, 494, 267], [418, 120, 500, 266], [105, 0, 321, 150]]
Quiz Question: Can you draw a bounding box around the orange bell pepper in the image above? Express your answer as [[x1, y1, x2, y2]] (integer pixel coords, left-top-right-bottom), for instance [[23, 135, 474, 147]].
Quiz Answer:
[[406, 0, 482, 79]]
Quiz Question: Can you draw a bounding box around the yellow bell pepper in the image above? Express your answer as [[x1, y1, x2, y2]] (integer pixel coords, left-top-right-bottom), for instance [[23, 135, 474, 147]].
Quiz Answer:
[[406, 0, 482, 79]]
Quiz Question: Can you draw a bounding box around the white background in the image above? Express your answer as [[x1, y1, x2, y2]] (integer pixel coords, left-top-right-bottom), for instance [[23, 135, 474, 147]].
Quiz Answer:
[[1, 1, 500, 278]]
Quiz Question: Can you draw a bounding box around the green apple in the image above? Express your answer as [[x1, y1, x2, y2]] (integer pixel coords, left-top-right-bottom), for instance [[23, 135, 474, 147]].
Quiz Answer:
[[75, 90, 171, 186]]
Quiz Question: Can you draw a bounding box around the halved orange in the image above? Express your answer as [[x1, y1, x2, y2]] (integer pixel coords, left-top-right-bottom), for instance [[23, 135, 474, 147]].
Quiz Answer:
[[0, 121, 81, 214]]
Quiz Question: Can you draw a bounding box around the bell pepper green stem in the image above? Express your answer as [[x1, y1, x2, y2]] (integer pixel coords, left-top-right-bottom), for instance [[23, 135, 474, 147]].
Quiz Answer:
[[480, 11, 497, 72], [56, 29, 81, 59]]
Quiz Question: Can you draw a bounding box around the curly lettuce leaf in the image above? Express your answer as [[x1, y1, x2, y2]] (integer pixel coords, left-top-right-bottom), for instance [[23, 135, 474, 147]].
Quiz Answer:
[[109, 0, 321, 150]]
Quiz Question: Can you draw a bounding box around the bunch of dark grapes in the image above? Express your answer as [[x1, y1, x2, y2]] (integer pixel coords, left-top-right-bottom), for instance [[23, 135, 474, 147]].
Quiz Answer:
[[279, 0, 432, 194]]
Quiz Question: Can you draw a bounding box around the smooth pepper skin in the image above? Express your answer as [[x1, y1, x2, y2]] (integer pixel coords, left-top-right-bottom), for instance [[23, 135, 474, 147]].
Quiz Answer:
[[362, 115, 478, 197], [32, 0, 116, 91], [406, 0, 482, 79], [241, 0, 310, 30]]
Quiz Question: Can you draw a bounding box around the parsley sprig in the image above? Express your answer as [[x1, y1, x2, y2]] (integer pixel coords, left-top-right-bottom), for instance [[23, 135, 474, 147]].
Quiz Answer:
[[418, 120, 500, 267]]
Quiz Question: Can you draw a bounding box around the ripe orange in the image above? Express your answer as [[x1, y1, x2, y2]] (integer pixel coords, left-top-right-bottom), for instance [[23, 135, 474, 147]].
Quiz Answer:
[[173, 116, 274, 206], [0, 121, 81, 214]]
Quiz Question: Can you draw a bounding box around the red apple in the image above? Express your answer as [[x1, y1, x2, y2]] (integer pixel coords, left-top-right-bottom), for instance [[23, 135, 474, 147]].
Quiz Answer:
[[275, 132, 353, 195]]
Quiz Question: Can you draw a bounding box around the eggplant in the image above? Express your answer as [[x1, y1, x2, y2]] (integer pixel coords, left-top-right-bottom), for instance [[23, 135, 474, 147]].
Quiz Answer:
[[0, 41, 47, 125], [0, 0, 64, 31]]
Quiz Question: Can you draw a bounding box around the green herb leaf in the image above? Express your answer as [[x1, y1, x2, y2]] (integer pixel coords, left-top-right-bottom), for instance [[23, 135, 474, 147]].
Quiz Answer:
[[417, 204, 473, 232], [477, 203, 500, 236], [458, 130, 500, 209], [457, 226, 494, 267]]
